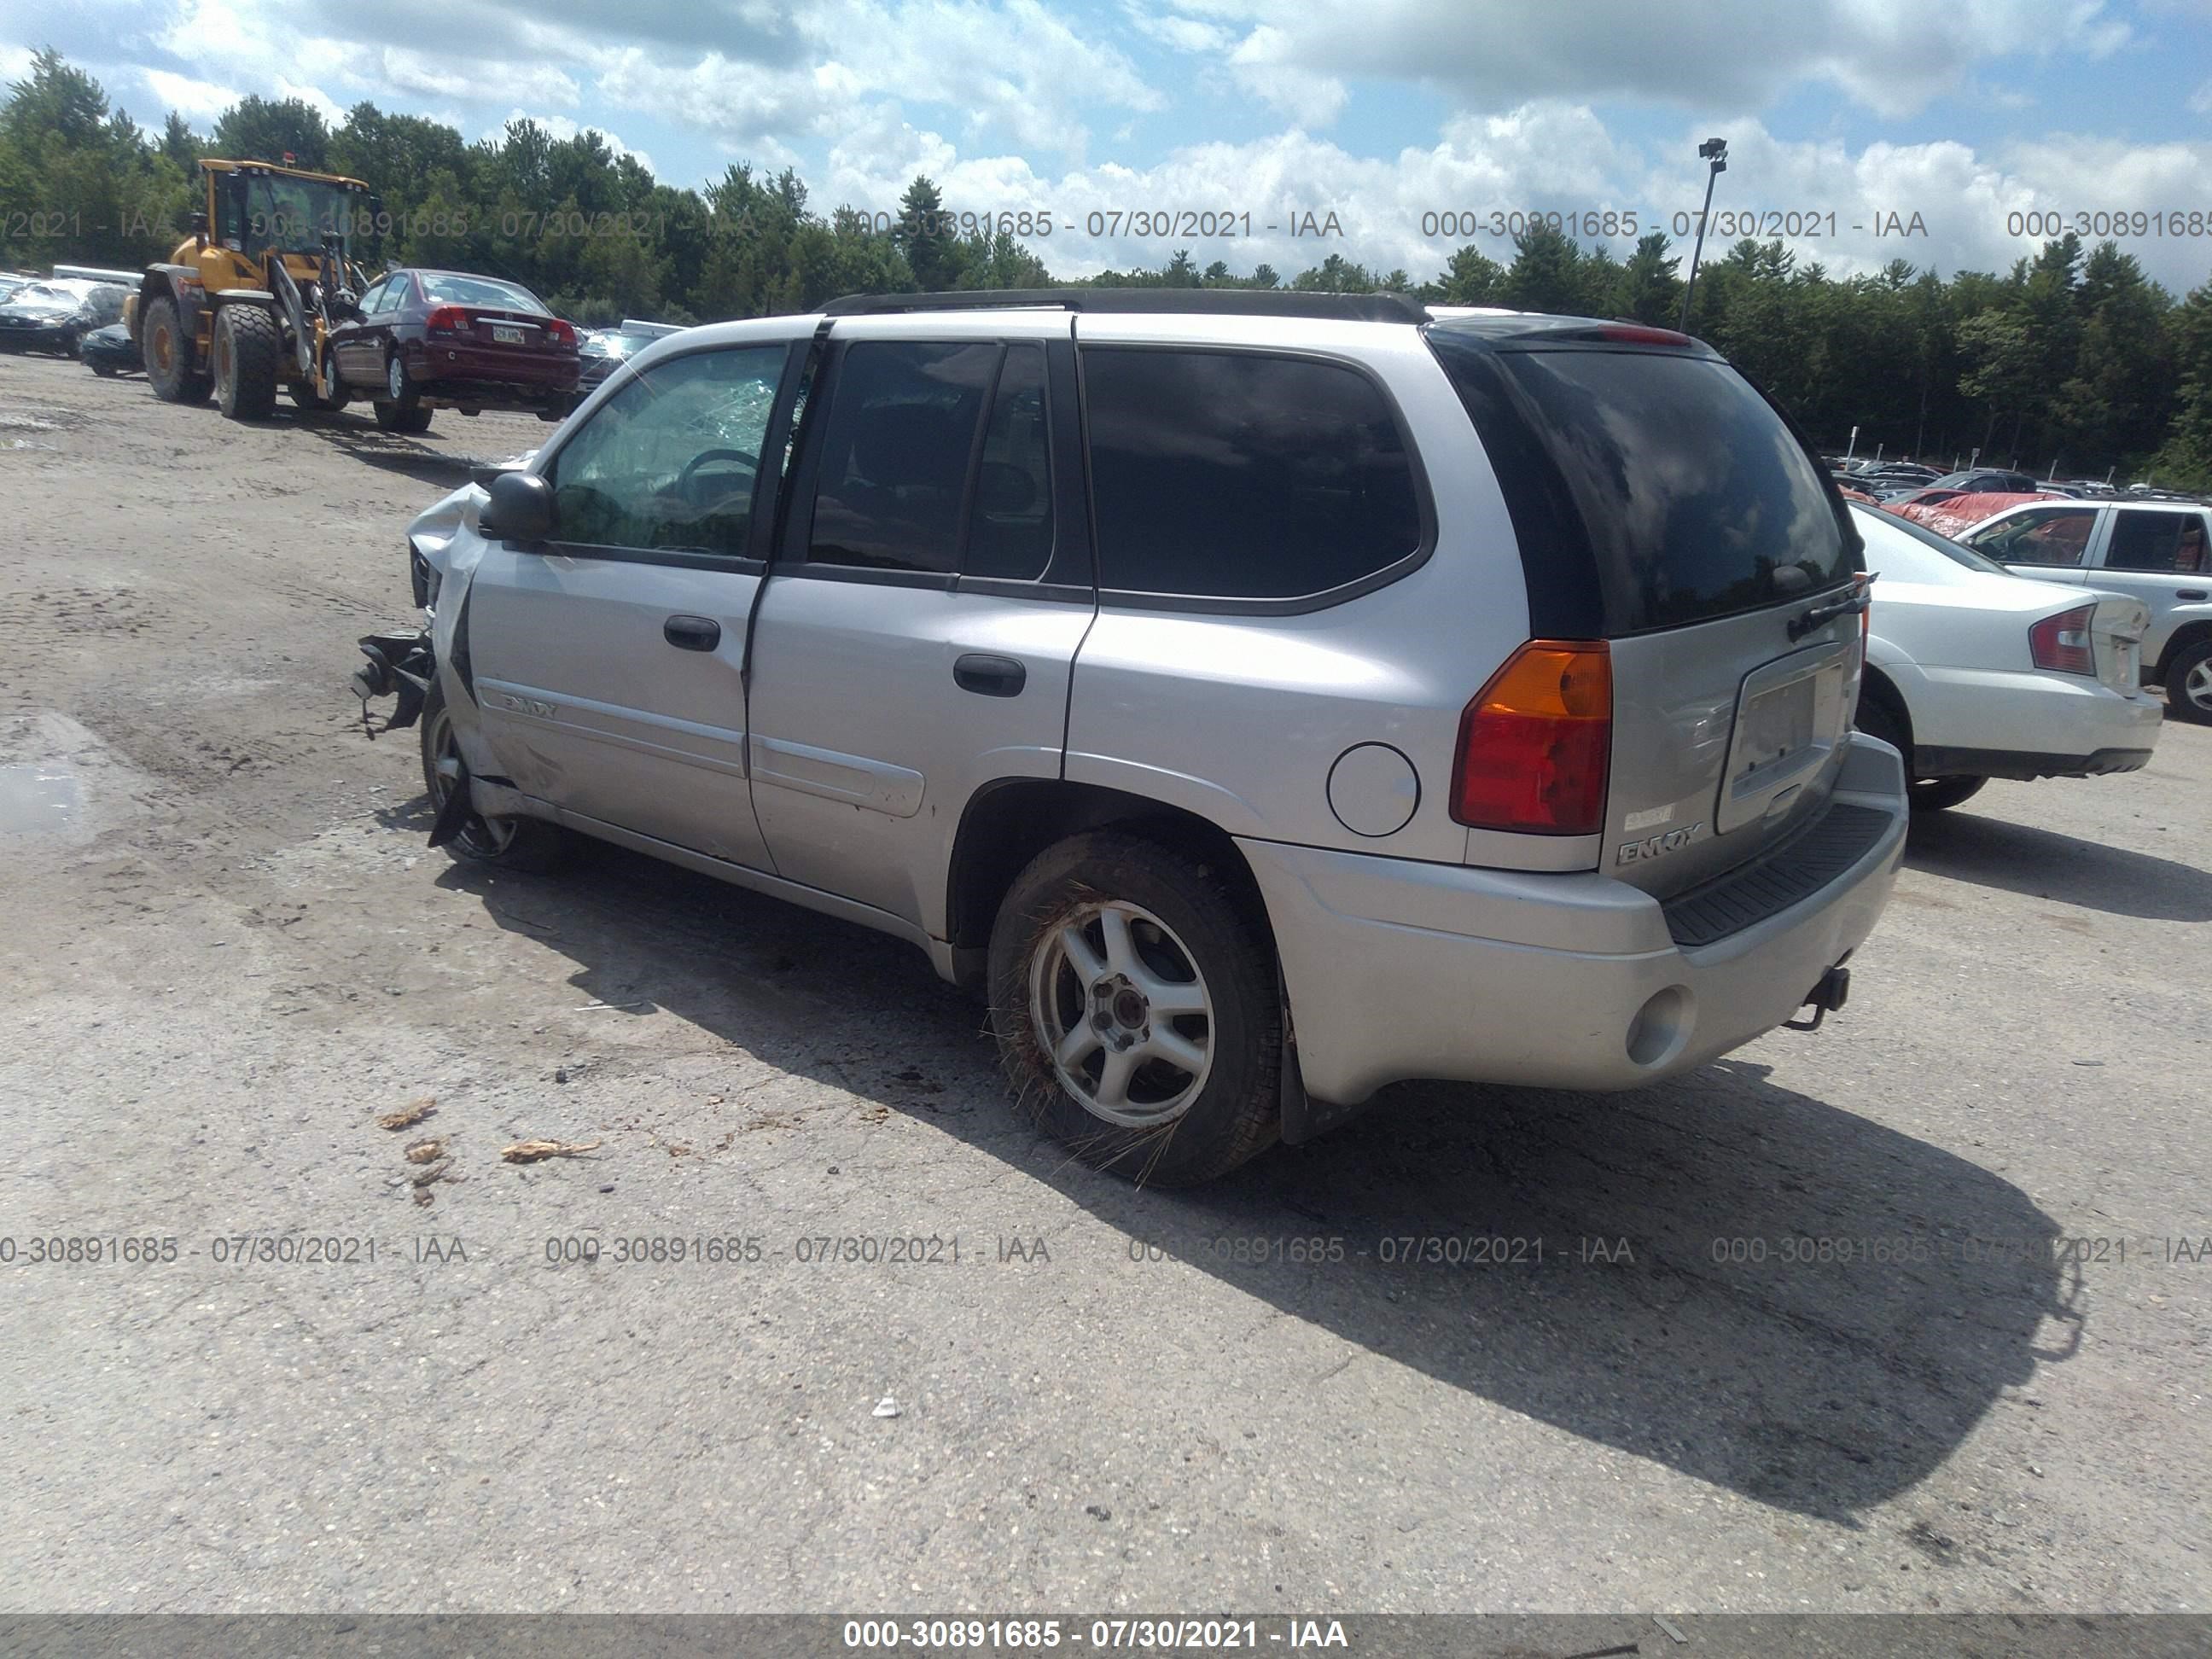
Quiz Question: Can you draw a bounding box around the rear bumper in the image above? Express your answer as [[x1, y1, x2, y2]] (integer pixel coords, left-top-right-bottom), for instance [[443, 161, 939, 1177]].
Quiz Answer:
[[404, 341, 578, 394], [1916, 743, 2153, 780], [1900, 661, 2162, 770], [1243, 733, 1908, 1106]]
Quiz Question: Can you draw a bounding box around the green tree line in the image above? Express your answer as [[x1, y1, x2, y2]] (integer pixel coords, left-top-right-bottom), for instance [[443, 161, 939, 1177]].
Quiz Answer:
[[6, 47, 2212, 485]]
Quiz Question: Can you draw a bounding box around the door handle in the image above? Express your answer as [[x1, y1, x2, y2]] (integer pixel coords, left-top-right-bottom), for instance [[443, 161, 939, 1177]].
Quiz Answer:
[[664, 614, 721, 652], [953, 653, 1026, 696], [2177, 590, 2208, 601]]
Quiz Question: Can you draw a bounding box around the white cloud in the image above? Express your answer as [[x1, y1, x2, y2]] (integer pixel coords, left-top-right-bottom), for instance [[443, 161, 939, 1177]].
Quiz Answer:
[[1148, 0, 2132, 118], [814, 103, 2212, 293], [142, 68, 244, 121]]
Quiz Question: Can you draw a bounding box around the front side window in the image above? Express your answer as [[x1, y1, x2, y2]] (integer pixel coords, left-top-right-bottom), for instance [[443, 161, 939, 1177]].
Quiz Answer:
[[1965, 507, 2096, 566], [806, 341, 998, 574], [1085, 349, 1419, 600], [547, 344, 786, 556]]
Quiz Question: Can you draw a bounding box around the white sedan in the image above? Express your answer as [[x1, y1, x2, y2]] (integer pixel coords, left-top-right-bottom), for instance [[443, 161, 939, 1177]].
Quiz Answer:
[[1851, 504, 2162, 811]]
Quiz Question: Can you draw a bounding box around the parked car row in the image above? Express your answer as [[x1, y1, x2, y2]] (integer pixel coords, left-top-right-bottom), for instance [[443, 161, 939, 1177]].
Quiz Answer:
[[0, 277, 129, 356]]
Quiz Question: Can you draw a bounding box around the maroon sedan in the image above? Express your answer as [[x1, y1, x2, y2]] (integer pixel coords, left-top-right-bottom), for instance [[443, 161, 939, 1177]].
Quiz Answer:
[[326, 269, 579, 434]]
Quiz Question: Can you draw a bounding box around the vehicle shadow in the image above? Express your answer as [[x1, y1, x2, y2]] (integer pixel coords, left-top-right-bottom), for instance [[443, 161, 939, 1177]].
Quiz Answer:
[[294, 416, 483, 491], [1905, 811, 2212, 921], [432, 831, 2076, 1524]]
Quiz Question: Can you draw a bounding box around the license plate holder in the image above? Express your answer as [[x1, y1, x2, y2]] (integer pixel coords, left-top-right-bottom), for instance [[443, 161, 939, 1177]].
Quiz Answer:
[[1714, 645, 1848, 834], [492, 323, 525, 345]]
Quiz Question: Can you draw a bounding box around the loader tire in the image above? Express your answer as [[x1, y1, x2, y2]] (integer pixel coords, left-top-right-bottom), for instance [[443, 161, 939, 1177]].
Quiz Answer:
[[143, 295, 210, 405], [213, 305, 281, 421]]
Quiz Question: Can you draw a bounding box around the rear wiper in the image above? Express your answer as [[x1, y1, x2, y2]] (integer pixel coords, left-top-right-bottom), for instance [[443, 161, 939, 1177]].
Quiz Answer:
[[1789, 573, 1876, 641]]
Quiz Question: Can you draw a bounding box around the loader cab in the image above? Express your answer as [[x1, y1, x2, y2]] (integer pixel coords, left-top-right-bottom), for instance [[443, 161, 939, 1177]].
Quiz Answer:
[[186, 160, 374, 292]]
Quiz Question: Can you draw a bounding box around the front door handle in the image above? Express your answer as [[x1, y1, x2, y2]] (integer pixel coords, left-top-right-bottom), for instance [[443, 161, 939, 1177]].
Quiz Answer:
[[2177, 589, 2208, 601], [953, 653, 1026, 696], [664, 614, 721, 652]]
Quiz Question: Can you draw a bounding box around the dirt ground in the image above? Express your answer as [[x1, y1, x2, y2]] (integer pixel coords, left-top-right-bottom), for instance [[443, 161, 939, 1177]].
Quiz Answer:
[[1, 348, 2207, 1617]]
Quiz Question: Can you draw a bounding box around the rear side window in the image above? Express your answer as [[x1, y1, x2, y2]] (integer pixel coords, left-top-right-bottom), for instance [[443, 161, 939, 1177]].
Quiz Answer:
[[1964, 506, 2095, 567], [1082, 348, 1422, 600], [2107, 509, 2206, 572], [1430, 333, 1852, 635], [807, 341, 998, 574]]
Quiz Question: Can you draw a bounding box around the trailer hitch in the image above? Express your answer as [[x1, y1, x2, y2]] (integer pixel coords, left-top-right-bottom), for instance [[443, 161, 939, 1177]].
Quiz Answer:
[[1784, 963, 1852, 1033], [352, 631, 434, 737]]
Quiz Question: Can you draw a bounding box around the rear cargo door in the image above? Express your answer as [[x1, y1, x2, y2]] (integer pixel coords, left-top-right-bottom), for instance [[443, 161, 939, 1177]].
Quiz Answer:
[[1429, 331, 1866, 900]]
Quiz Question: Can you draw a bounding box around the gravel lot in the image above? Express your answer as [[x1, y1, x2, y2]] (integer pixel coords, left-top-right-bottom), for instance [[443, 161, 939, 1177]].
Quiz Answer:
[[1, 348, 2206, 1617]]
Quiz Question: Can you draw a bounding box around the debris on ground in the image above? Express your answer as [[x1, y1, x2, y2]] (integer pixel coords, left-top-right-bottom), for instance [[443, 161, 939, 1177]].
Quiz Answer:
[[377, 1095, 437, 1130], [403, 1137, 446, 1164], [501, 1138, 602, 1162], [409, 1158, 457, 1188], [873, 1395, 902, 1418]]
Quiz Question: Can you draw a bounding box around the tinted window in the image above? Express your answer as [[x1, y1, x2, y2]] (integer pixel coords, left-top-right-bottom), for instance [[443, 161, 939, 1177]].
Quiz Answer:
[[2107, 509, 2207, 572], [966, 346, 1053, 579], [1084, 349, 1421, 599], [547, 344, 784, 556], [1432, 335, 1851, 633], [1964, 507, 2095, 566], [806, 342, 997, 574]]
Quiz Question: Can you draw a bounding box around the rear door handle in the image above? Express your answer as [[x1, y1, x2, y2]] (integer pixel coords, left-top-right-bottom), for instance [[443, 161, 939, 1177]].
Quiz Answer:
[[664, 614, 721, 652], [2178, 589, 2208, 601], [953, 653, 1026, 696]]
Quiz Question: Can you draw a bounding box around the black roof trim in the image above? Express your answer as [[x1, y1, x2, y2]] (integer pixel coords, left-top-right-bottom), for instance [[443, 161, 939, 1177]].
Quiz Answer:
[[820, 288, 1431, 323]]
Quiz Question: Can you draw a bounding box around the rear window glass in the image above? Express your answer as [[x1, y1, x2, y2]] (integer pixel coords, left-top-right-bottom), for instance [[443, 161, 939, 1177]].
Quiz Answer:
[[1429, 334, 1852, 634], [1083, 348, 1423, 600], [418, 272, 545, 311]]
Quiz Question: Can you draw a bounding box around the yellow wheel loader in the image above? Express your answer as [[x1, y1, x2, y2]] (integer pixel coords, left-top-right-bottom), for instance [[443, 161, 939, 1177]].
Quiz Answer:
[[126, 158, 381, 421]]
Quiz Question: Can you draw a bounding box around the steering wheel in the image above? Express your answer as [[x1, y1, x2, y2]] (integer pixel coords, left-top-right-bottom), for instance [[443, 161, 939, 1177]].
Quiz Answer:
[[676, 448, 757, 498]]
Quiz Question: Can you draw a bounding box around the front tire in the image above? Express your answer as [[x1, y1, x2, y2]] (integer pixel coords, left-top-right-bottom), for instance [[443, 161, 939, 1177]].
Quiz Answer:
[[419, 678, 567, 873], [142, 295, 211, 404], [2164, 638, 2212, 725], [212, 306, 280, 420], [987, 831, 1280, 1186]]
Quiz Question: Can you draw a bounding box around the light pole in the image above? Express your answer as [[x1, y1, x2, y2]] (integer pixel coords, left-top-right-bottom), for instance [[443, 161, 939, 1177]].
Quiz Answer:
[[1677, 137, 1727, 335]]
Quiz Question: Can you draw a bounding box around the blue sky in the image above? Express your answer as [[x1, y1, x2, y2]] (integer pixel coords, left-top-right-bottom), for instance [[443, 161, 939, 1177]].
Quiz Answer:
[[7, 0, 2211, 288]]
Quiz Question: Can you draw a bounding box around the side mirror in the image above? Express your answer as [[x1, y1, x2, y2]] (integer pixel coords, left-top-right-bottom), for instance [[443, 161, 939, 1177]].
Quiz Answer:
[[189, 210, 208, 242], [480, 470, 556, 543], [367, 195, 386, 224]]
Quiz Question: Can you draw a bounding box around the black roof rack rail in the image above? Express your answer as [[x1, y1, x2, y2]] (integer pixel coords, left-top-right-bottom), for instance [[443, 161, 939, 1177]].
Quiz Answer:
[[818, 288, 1431, 324]]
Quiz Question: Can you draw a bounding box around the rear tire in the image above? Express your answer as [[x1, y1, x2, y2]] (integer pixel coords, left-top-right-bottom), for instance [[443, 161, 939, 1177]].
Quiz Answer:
[[212, 306, 281, 420], [374, 349, 434, 434], [143, 295, 211, 404], [2163, 638, 2212, 725], [374, 399, 434, 434], [418, 678, 568, 873], [987, 831, 1280, 1187]]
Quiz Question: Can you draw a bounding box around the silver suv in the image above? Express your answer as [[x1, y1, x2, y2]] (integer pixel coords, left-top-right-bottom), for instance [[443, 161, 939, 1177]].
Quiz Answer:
[[353, 290, 1908, 1185]]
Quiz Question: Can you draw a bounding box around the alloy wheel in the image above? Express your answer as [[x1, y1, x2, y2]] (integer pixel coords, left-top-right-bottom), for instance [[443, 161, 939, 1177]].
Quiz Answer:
[[425, 703, 516, 858], [2186, 658, 2212, 717], [1028, 899, 1214, 1126]]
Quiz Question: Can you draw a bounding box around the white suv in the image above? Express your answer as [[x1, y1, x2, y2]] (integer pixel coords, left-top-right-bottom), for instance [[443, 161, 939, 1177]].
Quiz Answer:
[[355, 290, 1908, 1185]]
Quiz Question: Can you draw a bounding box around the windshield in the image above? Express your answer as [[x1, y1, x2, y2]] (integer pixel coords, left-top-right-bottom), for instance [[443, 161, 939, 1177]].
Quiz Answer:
[[418, 272, 546, 311], [1851, 504, 2010, 576], [242, 173, 365, 256]]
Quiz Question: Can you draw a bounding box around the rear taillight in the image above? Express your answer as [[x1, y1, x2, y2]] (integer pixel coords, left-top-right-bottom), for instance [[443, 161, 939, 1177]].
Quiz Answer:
[[546, 318, 576, 348], [2029, 604, 2096, 676], [424, 305, 469, 334], [1450, 640, 1612, 835]]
